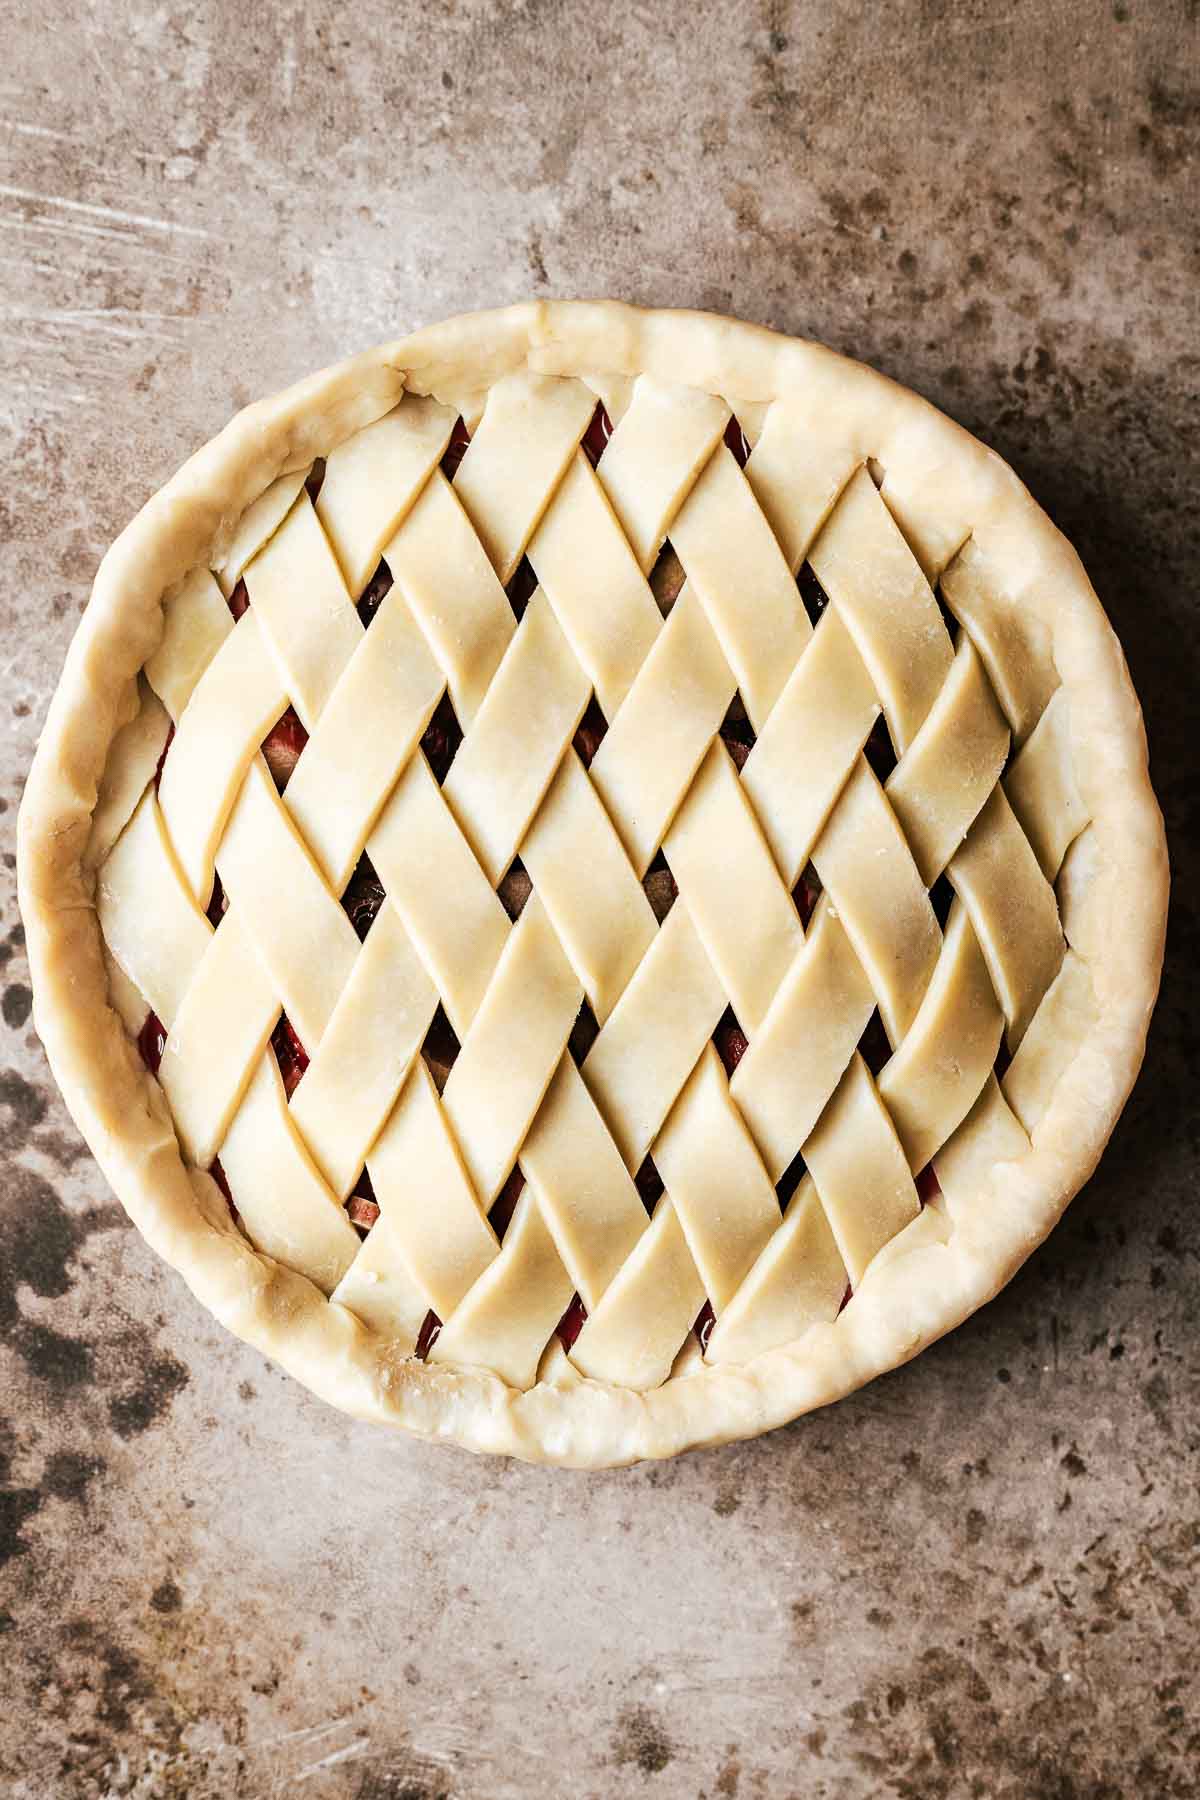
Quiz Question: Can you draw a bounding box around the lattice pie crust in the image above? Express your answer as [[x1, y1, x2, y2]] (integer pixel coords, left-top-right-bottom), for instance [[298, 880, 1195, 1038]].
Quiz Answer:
[[18, 303, 1166, 1465]]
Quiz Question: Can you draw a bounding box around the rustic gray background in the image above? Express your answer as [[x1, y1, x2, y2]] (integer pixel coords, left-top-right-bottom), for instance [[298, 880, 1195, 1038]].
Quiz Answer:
[[1, 1, 1196, 1795]]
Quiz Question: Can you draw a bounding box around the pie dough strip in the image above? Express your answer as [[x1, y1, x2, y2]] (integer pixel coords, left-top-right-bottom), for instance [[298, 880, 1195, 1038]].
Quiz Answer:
[[213, 471, 309, 599], [742, 402, 861, 573], [808, 466, 954, 756], [947, 783, 1065, 1051], [283, 584, 444, 893], [811, 760, 942, 1047], [156, 609, 286, 908], [730, 897, 876, 1183], [315, 392, 456, 597], [582, 900, 726, 1174], [1002, 950, 1099, 1136], [333, 1058, 499, 1344], [803, 1054, 922, 1287], [441, 895, 583, 1207], [86, 678, 171, 872], [384, 469, 516, 726], [664, 739, 804, 1035], [429, 1183, 577, 1390], [216, 758, 361, 1053], [885, 634, 1011, 888], [589, 587, 736, 877], [571, 1195, 707, 1391], [741, 605, 880, 889], [442, 589, 591, 886], [289, 905, 440, 1198], [219, 1056, 360, 1296], [527, 450, 662, 718], [875, 898, 1005, 1174], [704, 1176, 847, 1366], [669, 443, 812, 731], [99, 792, 358, 1294], [1003, 687, 1088, 881], [595, 373, 730, 573], [933, 1074, 1030, 1214], [652, 1045, 780, 1312], [520, 1055, 648, 1308], [452, 371, 598, 585], [940, 534, 1059, 745], [242, 492, 362, 730]]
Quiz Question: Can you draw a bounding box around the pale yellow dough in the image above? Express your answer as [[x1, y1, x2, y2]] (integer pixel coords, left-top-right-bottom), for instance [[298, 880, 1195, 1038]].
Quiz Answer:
[[18, 302, 1166, 1466]]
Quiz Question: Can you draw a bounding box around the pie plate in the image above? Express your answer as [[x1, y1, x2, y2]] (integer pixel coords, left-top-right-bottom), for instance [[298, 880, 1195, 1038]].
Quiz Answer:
[[17, 301, 1167, 1466]]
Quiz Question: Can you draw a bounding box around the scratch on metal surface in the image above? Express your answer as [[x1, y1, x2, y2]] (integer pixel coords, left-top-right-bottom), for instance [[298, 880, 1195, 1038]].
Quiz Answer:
[[293, 1737, 371, 1781], [0, 184, 210, 238]]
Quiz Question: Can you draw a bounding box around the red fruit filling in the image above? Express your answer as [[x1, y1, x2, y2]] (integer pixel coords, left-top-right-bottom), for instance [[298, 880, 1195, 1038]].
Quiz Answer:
[[793, 864, 822, 929], [419, 694, 462, 785], [694, 1300, 716, 1351], [556, 1293, 588, 1353], [341, 856, 386, 941], [415, 1309, 442, 1359], [261, 706, 308, 794], [797, 563, 829, 623], [357, 560, 393, 629], [205, 873, 228, 929], [227, 578, 250, 623], [137, 1009, 167, 1075], [572, 695, 608, 768], [714, 1009, 749, 1078], [154, 724, 175, 791], [634, 1157, 664, 1215], [916, 1164, 940, 1206], [489, 1167, 525, 1240], [723, 416, 751, 469], [863, 713, 898, 783], [580, 402, 613, 469], [440, 417, 471, 481], [271, 1015, 309, 1098], [837, 1282, 853, 1315]]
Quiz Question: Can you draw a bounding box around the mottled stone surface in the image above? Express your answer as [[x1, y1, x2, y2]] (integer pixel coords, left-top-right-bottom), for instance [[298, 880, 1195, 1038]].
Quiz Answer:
[[1, 0, 1196, 1794]]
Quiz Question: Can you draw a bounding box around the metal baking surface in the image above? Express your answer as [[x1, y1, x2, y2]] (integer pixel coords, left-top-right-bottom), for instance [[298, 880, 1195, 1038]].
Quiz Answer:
[[1, 1, 1194, 1793]]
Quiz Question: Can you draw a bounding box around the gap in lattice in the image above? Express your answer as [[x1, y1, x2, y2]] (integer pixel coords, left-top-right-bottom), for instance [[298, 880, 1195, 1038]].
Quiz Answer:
[[272, 1013, 309, 1098], [342, 853, 386, 942], [643, 850, 678, 925], [420, 692, 463, 785], [305, 457, 327, 504], [915, 1164, 940, 1208], [357, 558, 393, 629], [929, 873, 955, 928], [723, 415, 751, 469], [506, 556, 538, 621], [205, 871, 228, 930], [775, 1147, 806, 1211], [634, 1156, 664, 1216], [863, 714, 898, 784], [857, 1009, 891, 1078], [153, 723, 175, 793], [226, 578, 250, 623], [794, 862, 822, 930], [934, 580, 958, 646], [580, 400, 613, 469], [573, 694, 608, 768], [261, 705, 309, 795], [797, 562, 830, 627], [837, 1281, 853, 1315], [137, 1009, 167, 1076], [440, 417, 471, 481], [415, 1309, 442, 1359], [694, 1299, 716, 1351], [346, 1169, 380, 1237], [489, 1167, 524, 1241], [649, 540, 686, 617], [713, 1005, 748, 1079], [993, 1035, 1013, 1084], [719, 694, 756, 770], [497, 857, 532, 922], [568, 996, 600, 1066], [210, 1157, 243, 1234], [421, 1004, 461, 1094], [866, 456, 886, 490], [556, 1293, 588, 1353]]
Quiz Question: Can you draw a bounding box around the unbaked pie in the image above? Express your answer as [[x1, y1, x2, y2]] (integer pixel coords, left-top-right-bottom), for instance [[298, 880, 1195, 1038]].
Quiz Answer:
[[18, 302, 1167, 1465]]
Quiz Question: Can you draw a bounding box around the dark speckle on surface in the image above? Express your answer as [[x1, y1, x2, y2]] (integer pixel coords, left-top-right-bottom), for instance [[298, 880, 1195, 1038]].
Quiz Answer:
[[1, 0, 1196, 1793]]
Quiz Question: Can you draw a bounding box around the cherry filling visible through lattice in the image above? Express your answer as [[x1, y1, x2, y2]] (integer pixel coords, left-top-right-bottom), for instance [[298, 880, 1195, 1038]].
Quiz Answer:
[[109, 371, 1076, 1394]]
